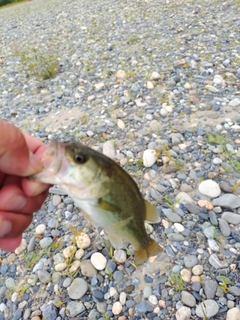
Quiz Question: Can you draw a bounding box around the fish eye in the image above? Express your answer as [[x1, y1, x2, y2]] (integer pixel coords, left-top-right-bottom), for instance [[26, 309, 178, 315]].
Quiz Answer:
[[74, 154, 85, 164]]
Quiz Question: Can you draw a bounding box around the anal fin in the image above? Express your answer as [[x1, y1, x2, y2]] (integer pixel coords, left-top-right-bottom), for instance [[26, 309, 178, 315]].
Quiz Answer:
[[144, 200, 161, 223]]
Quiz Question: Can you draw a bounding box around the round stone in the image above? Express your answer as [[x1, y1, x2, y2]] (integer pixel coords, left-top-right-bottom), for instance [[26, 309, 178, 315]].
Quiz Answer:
[[76, 233, 91, 249], [181, 291, 196, 307], [52, 195, 61, 206], [196, 300, 219, 318], [180, 269, 191, 282], [114, 249, 127, 263], [174, 223, 185, 233], [36, 224, 46, 234], [192, 265, 203, 276], [90, 252, 107, 270], [112, 301, 122, 315], [63, 246, 77, 259], [184, 255, 198, 268], [68, 278, 88, 299], [198, 180, 221, 198], [143, 149, 157, 167], [176, 306, 191, 320]]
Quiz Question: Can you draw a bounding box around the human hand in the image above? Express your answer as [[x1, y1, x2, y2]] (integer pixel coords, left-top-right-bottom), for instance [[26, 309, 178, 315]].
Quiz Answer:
[[0, 120, 49, 252]]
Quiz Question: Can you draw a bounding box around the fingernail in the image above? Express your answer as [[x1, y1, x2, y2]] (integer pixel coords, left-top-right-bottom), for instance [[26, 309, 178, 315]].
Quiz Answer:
[[29, 152, 42, 171], [0, 219, 12, 237], [8, 194, 27, 211]]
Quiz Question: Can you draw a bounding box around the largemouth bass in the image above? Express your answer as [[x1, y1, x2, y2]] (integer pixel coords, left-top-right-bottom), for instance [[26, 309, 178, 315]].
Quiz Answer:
[[32, 140, 163, 264]]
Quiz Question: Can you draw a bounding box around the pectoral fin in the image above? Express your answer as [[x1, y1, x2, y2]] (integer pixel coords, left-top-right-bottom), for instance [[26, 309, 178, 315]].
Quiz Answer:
[[97, 198, 119, 213], [144, 200, 160, 223]]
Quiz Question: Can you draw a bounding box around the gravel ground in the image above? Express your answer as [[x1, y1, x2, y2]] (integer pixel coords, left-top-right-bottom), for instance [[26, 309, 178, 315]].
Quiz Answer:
[[0, 0, 240, 319]]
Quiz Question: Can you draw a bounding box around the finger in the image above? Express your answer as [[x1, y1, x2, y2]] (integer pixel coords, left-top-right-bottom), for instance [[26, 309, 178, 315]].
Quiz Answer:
[[0, 236, 22, 252], [0, 185, 49, 214], [0, 120, 42, 176], [22, 177, 50, 197], [23, 132, 47, 156], [0, 212, 32, 239]]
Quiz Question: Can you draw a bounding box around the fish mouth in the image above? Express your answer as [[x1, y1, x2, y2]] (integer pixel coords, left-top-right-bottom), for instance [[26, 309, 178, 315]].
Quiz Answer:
[[31, 140, 66, 184]]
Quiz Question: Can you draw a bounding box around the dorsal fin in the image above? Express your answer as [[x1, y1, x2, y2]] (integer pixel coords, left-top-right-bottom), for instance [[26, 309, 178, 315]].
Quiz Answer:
[[144, 200, 161, 223]]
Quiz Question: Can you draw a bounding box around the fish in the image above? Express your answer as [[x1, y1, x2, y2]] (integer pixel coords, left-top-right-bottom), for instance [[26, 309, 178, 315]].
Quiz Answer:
[[32, 140, 163, 264]]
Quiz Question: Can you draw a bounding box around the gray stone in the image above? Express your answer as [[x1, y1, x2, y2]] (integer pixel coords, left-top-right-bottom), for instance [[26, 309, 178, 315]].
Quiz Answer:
[[143, 286, 153, 298], [176, 306, 191, 320], [27, 235, 36, 252], [67, 301, 85, 317], [222, 212, 240, 224], [218, 218, 231, 237], [209, 211, 218, 226], [80, 260, 97, 277], [68, 278, 88, 299], [184, 255, 198, 268], [229, 98, 240, 107], [39, 237, 53, 249], [203, 280, 218, 299], [48, 218, 57, 229], [229, 286, 240, 296], [88, 309, 101, 320], [162, 208, 182, 223], [37, 270, 51, 284], [196, 300, 219, 318], [52, 195, 61, 206], [209, 254, 222, 269], [135, 300, 153, 314], [203, 226, 215, 239], [213, 194, 240, 209], [181, 291, 196, 307]]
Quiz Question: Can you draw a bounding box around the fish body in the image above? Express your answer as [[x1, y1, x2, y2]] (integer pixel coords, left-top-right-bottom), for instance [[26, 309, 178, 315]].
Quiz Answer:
[[32, 140, 163, 264]]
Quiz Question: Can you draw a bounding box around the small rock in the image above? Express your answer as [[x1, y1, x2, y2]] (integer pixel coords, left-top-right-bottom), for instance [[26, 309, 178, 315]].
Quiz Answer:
[[15, 239, 27, 255], [68, 278, 88, 299], [181, 291, 196, 307], [229, 98, 240, 107], [196, 300, 219, 318], [63, 246, 77, 259], [52, 195, 61, 206], [184, 255, 198, 268], [39, 237, 53, 249], [176, 306, 191, 320], [103, 141, 116, 160], [117, 119, 125, 130], [91, 252, 107, 270], [36, 224, 46, 234], [116, 70, 127, 80], [80, 260, 97, 277], [114, 250, 127, 263], [222, 212, 240, 224], [76, 233, 91, 249], [150, 71, 161, 80], [42, 304, 58, 320], [198, 200, 213, 210], [213, 194, 240, 209], [198, 180, 221, 198], [37, 270, 51, 284], [192, 265, 203, 276], [143, 149, 157, 167], [67, 301, 85, 317], [55, 263, 67, 272], [112, 301, 122, 315], [226, 307, 240, 320], [69, 260, 81, 273], [209, 254, 222, 269], [180, 269, 191, 282], [203, 280, 218, 299]]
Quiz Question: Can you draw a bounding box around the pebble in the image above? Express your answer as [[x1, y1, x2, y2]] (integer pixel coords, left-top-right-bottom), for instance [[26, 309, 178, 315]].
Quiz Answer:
[[80, 260, 97, 277], [176, 306, 191, 320], [52, 195, 61, 206], [76, 233, 91, 249], [203, 280, 218, 299], [218, 218, 231, 236], [198, 179, 221, 198], [192, 265, 203, 276], [195, 300, 219, 318], [184, 255, 198, 268], [114, 250, 127, 263], [68, 278, 88, 299], [90, 252, 107, 270], [222, 212, 240, 224], [213, 194, 240, 209], [180, 269, 191, 282], [36, 224, 46, 234], [181, 291, 196, 307], [226, 307, 240, 320], [67, 301, 85, 317], [112, 302, 122, 315], [143, 149, 157, 167]]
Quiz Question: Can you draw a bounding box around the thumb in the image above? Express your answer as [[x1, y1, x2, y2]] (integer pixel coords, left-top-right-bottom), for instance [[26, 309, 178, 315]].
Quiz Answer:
[[0, 121, 42, 176]]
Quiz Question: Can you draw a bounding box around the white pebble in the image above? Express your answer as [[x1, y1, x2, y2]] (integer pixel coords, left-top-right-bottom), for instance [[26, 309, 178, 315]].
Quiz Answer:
[[174, 223, 185, 233], [114, 249, 127, 263], [90, 252, 107, 270], [143, 149, 157, 167], [76, 233, 91, 249], [36, 224, 46, 234]]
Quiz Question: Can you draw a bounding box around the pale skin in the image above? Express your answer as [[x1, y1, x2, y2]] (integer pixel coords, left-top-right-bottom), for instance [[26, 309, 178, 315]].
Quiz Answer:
[[0, 120, 49, 251]]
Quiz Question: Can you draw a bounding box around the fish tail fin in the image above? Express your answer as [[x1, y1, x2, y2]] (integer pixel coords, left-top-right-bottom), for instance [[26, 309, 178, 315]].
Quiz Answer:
[[135, 237, 163, 265]]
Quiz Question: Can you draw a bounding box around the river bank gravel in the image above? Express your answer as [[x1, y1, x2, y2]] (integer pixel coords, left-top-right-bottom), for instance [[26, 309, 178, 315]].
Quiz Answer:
[[0, 0, 240, 319]]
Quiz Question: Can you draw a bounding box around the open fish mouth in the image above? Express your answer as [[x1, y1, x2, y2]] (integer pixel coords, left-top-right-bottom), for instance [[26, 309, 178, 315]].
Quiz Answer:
[[30, 140, 66, 183]]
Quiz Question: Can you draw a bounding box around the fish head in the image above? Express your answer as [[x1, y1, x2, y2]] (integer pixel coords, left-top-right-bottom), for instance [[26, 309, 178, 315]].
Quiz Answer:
[[32, 140, 111, 200]]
